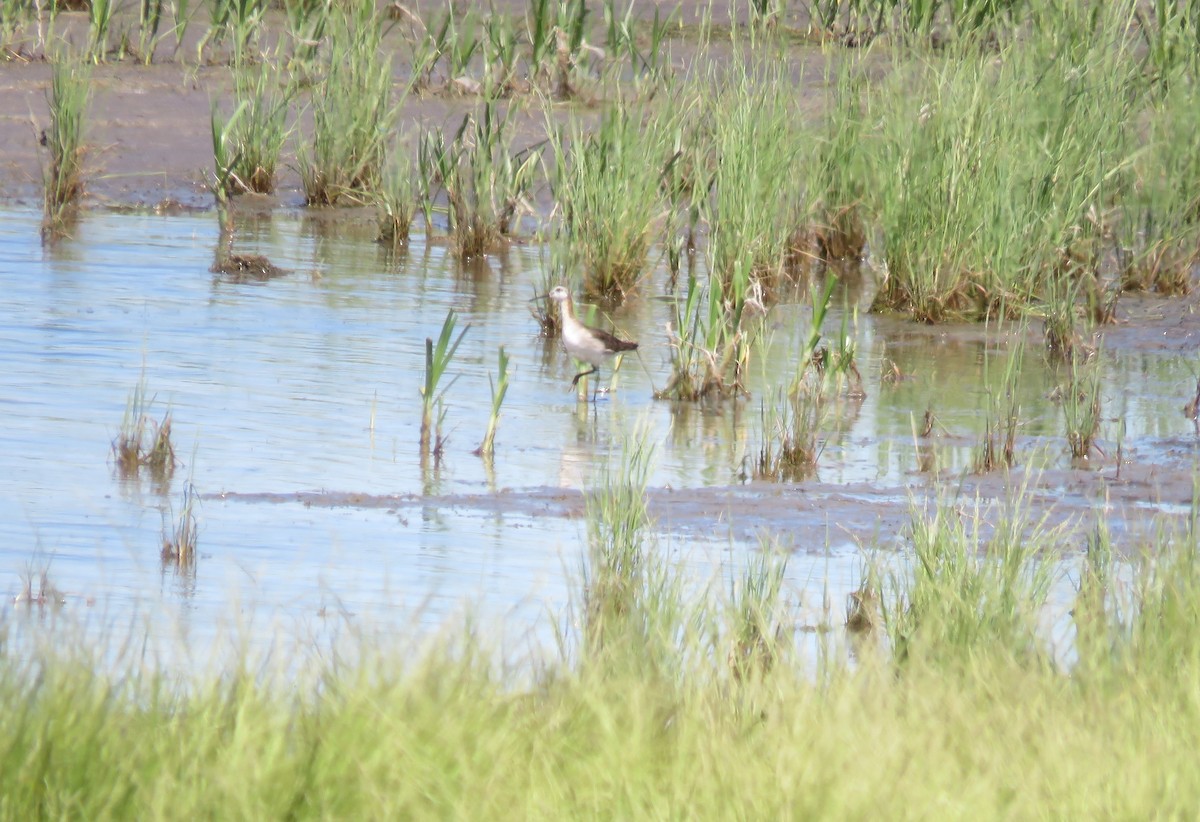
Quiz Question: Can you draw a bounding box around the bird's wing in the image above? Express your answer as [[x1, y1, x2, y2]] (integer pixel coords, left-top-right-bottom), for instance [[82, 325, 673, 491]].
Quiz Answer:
[[585, 324, 639, 353]]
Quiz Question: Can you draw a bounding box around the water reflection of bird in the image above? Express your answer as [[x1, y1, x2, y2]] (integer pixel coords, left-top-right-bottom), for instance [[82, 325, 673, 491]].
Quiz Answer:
[[546, 285, 638, 397]]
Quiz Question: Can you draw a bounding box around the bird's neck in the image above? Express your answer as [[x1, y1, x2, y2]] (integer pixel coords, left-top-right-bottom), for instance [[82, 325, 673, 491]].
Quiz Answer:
[[557, 297, 577, 323]]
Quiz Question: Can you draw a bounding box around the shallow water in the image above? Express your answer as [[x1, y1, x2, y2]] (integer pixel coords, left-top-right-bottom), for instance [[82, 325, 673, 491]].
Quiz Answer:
[[1, 207, 1195, 670]]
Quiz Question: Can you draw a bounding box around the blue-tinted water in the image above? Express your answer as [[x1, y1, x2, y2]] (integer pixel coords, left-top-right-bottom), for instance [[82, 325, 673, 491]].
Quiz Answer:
[[0, 207, 1194, 670]]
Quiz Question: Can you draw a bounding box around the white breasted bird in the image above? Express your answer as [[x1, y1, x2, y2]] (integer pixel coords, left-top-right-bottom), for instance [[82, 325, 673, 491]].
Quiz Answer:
[[546, 285, 638, 394]]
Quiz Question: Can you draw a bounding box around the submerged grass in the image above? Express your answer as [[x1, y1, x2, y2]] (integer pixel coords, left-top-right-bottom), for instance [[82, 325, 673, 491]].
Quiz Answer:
[[112, 377, 176, 485], [1061, 350, 1103, 462], [973, 337, 1023, 473], [755, 278, 839, 481], [161, 479, 199, 566]]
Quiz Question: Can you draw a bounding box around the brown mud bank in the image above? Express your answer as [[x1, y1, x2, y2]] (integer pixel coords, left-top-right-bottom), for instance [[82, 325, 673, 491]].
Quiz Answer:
[[0, 0, 827, 211], [209, 453, 1200, 552]]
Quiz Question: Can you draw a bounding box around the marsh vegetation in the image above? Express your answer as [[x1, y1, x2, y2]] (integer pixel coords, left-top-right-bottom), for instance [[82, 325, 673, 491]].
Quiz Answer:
[[4, 0, 1200, 815]]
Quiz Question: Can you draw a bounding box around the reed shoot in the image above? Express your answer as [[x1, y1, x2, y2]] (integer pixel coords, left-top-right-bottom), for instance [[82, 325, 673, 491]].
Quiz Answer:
[[475, 346, 511, 458], [87, 0, 115, 61], [973, 339, 1023, 473], [419, 309, 469, 455], [209, 99, 245, 209], [1062, 351, 1103, 462]]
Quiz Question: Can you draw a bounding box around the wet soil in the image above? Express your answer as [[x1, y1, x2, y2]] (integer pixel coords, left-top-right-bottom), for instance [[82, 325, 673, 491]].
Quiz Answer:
[[0, 2, 845, 207], [210, 451, 1200, 554]]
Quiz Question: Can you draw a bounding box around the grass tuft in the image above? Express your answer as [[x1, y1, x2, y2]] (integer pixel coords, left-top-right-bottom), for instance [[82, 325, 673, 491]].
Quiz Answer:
[[41, 58, 90, 242], [725, 543, 789, 681], [161, 480, 199, 566], [548, 103, 666, 301], [419, 103, 539, 260], [112, 377, 176, 486], [299, 0, 395, 206], [377, 142, 419, 250], [1061, 350, 1103, 462], [226, 59, 292, 195]]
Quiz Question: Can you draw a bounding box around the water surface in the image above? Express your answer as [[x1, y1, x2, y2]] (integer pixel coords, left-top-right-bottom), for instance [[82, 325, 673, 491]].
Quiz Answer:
[[1, 208, 1194, 669]]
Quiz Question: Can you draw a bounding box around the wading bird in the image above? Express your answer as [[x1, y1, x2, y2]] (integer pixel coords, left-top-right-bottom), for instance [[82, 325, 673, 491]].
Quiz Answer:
[[545, 285, 638, 397]]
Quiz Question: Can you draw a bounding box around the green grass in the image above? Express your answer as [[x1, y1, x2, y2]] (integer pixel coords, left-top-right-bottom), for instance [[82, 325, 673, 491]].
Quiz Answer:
[[226, 58, 292, 195], [298, 0, 394, 206], [41, 57, 90, 241], [1118, 79, 1200, 296], [132, 0, 165, 63], [755, 277, 838, 479], [208, 97, 242, 211], [17, 5, 1200, 814], [22, 0, 1200, 331], [883, 485, 1061, 667], [0, 0, 35, 53], [548, 102, 667, 301], [655, 267, 756, 402], [528, 0, 589, 98], [210, 60, 292, 202], [861, 47, 1109, 320], [376, 143, 418, 250], [282, 0, 329, 64], [973, 336, 1023, 472], [724, 542, 790, 681], [419, 309, 468, 457], [581, 425, 668, 660], [86, 0, 115, 62], [11, 476, 1200, 816], [199, 0, 266, 62], [703, 61, 804, 295], [474, 345, 511, 458], [419, 103, 539, 260]]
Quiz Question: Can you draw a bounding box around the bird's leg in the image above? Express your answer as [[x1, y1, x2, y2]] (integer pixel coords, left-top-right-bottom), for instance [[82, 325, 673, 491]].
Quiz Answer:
[[570, 365, 598, 388]]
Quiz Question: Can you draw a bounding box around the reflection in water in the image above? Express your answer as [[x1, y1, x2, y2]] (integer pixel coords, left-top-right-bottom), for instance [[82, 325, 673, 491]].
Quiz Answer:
[[1, 207, 1198, 672], [160, 553, 197, 601]]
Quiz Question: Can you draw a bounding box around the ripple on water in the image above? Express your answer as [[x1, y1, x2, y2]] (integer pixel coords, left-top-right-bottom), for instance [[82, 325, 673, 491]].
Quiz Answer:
[[0, 207, 1196, 671]]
